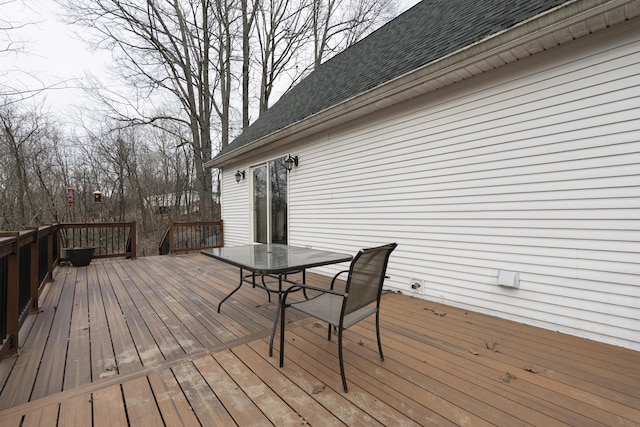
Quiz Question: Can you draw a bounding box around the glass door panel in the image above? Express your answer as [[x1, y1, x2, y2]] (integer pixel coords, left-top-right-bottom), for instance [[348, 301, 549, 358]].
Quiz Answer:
[[252, 158, 288, 244], [270, 158, 288, 244], [253, 165, 267, 243]]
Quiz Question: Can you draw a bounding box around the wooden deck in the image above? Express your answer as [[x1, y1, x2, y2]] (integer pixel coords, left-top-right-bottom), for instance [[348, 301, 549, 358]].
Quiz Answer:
[[0, 254, 638, 426]]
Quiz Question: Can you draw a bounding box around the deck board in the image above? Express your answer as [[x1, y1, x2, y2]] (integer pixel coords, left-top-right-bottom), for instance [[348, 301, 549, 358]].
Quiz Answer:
[[0, 254, 638, 426], [131, 261, 220, 349], [148, 369, 202, 427], [64, 267, 91, 390], [20, 403, 59, 427], [379, 297, 640, 426], [95, 263, 143, 376], [381, 296, 640, 424], [247, 339, 393, 427], [105, 262, 165, 367], [121, 376, 165, 427], [58, 393, 92, 426], [88, 262, 119, 382], [172, 361, 236, 426], [355, 323, 563, 426], [30, 264, 76, 400], [232, 343, 345, 426], [117, 264, 185, 361], [354, 322, 574, 426], [213, 348, 303, 425], [91, 384, 128, 427], [285, 325, 459, 426], [192, 355, 271, 425], [125, 262, 204, 354]]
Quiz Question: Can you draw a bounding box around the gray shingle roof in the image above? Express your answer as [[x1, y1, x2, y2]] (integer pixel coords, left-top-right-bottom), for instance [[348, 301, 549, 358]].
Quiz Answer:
[[217, 0, 568, 157]]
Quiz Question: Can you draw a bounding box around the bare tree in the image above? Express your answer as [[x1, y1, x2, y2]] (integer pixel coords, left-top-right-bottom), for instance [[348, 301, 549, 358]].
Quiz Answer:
[[241, 0, 259, 129], [60, 0, 220, 218], [211, 0, 241, 149], [0, 102, 71, 228], [0, 0, 29, 55], [0, 105, 32, 227], [251, 0, 396, 113], [54, 0, 400, 226], [1, 0, 403, 250], [78, 128, 151, 228], [255, 0, 312, 113], [311, 0, 397, 68]]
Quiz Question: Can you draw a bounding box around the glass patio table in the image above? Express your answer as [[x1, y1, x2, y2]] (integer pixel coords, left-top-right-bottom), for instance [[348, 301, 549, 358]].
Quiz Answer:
[[201, 243, 352, 355]]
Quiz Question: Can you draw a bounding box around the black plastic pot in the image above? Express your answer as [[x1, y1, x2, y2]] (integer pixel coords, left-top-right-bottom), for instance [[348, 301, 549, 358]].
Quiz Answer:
[[65, 247, 95, 267]]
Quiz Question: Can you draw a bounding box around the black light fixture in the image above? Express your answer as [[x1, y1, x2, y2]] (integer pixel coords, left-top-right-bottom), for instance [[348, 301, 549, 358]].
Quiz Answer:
[[284, 154, 299, 172], [235, 170, 245, 183]]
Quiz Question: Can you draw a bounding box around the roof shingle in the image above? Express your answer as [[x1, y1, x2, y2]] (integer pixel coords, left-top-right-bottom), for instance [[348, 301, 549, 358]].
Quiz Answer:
[[218, 0, 568, 157]]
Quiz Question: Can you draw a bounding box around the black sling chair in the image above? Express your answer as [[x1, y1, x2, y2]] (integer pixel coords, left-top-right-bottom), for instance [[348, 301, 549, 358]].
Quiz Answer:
[[277, 243, 397, 392]]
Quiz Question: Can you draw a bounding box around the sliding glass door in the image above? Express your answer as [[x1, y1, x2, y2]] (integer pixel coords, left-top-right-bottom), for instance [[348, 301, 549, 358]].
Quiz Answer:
[[252, 157, 288, 244]]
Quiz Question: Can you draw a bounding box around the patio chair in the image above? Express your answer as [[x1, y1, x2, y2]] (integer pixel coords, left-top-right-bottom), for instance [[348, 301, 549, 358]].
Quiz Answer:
[[278, 243, 397, 392]]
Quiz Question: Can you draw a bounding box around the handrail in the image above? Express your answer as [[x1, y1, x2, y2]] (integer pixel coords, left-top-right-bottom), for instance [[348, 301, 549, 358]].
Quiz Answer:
[[158, 220, 224, 255]]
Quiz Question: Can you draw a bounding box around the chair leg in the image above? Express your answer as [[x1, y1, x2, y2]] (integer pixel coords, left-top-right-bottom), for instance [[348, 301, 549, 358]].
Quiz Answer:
[[338, 328, 348, 392], [327, 324, 332, 340], [279, 303, 287, 367], [376, 310, 384, 361]]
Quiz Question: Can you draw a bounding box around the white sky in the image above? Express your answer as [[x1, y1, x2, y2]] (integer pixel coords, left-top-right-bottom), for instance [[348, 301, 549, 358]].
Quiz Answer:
[[1, 0, 110, 116], [1, 0, 422, 126]]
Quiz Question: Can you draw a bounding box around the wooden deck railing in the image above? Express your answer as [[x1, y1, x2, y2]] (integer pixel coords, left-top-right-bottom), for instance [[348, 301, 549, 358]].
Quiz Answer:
[[59, 222, 137, 260], [0, 222, 137, 358], [0, 226, 57, 357], [158, 220, 224, 255]]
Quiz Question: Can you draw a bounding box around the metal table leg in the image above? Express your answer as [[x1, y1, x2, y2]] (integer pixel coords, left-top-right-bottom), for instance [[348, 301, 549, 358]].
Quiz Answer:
[[217, 268, 246, 313]]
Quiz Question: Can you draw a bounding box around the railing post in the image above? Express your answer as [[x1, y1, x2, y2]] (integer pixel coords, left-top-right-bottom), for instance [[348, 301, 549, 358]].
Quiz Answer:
[[29, 228, 39, 311], [6, 239, 19, 356], [130, 221, 137, 260], [55, 224, 60, 263], [47, 225, 54, 278], [169, 220, 175, 256]]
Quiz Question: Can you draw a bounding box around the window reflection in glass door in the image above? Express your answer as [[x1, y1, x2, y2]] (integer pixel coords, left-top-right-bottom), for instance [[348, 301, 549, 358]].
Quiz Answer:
[[252, 158, 288, 244], [253, 165, 268, 243]]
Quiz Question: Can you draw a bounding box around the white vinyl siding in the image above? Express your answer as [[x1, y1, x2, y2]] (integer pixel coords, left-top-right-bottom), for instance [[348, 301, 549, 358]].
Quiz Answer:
[[221, 20, 640, 350], [295, 21, 640, 349], [220, 169, 251, 244]]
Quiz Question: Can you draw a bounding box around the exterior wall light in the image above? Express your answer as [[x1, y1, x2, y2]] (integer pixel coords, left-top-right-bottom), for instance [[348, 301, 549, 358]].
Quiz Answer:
[[235, 170, 245, 183], [284, 155, 299, 172]]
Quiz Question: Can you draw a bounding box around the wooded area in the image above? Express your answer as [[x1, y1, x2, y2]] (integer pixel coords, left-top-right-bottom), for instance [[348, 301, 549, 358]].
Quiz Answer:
[[1, 0, 399, 253]]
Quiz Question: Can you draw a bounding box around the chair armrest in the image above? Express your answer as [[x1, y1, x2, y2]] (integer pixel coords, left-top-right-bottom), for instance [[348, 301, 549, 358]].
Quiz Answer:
[[330, 270, 349, 290], [282, 282, 346, 303]]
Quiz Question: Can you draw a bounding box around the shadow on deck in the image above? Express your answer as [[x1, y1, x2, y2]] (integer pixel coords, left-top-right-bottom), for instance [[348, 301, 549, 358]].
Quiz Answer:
[[0, 255, 638, 426]]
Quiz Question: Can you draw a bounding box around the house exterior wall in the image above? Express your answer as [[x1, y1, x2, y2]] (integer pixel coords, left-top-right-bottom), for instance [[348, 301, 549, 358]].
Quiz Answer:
[[220, 171, 251, 244], [220, 19, 640, 350]]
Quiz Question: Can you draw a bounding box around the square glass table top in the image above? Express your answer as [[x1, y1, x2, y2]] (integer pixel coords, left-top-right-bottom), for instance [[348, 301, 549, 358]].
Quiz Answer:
[[201, 244, 352, 274]]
